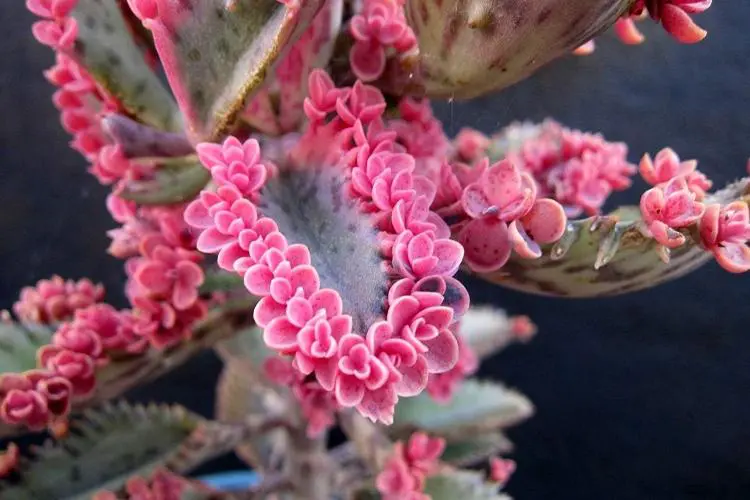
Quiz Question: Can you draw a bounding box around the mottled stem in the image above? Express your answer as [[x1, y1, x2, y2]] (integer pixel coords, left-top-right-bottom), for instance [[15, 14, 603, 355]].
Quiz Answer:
[[102, 114, 194, 158], [284, 427, 332, 500]]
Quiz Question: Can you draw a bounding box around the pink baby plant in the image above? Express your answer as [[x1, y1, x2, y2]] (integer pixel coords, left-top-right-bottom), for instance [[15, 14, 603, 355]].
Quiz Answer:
[[2, 0, 747, 498], [640, 177, 705, 249]]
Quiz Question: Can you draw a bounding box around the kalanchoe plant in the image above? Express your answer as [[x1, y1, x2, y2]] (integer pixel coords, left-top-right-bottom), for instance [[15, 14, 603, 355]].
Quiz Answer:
[[1, 0, 745, 498]]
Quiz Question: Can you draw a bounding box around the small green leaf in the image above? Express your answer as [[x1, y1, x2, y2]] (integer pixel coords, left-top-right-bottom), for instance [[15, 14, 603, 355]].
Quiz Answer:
[[0, 322, 53, 374], [424, 470, 509, 500], [120, 160, 210, 205], [472, 178, 750, 298], [441, 432, 513, 467], [70, 0, 180, 130], [0, 402, 241, 500], [146, 0, 324, 141], [392, 379, 533, 440]]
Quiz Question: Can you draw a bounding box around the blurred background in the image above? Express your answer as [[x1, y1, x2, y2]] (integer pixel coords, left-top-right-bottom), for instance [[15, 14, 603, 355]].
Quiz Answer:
[[1, 3, 749, 499]]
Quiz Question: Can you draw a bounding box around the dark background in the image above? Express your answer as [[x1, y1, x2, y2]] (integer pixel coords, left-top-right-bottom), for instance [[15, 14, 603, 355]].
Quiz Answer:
[[1, 3, 749, 499]]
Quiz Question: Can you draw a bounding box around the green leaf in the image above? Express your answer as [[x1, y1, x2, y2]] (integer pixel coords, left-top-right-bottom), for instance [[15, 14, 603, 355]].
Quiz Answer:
[[146, 0, 324, 142], [424, 470, 509, 500], [392, 379, 533, 440], [0, 402, 242, 500], [0, 323, 53, 374], [441, 432, 513, 467], [70, 0, 180, 130], [119, 159, 210, 205], [472, 178, 750, 298]]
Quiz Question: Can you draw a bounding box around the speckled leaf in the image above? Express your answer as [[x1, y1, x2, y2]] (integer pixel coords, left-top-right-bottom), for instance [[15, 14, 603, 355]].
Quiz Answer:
[[473, 178, 750, 298], [259, 167, 388, 333], [0, 402, 243, 500], [391, 379, 533, 440], [70, 0, 179, 130], [120, 158, 210, 204], [145, 0, 323, 142], [0, 323, 53, 374], [423, 470, 509, 500], [441, 431, 513, 467], [404, 0, 630, 99]]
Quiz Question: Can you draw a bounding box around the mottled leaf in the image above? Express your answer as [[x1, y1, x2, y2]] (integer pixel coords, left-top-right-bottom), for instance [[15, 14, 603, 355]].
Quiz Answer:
[[392, 379, 533, 440], [0, 402, 243, 500], [70, 0, 179, 130], [404, 0, 630, 99], [423, 470, 508, 500], [145, 0, 323, 141], [259, 167, 388, 333], [472, 178, 750, 297]]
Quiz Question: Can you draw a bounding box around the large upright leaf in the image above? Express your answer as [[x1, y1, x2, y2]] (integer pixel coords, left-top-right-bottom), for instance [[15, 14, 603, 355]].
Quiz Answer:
[[472, 178, 750, 297], [70, 0, 180, 130], [0, 323, 53, 374], [0, 402, 242, 500], [391, 379, 533, 440], [423, 470, 509, 500], [459, 307, 529, 360], [145, 0, 323, 141]]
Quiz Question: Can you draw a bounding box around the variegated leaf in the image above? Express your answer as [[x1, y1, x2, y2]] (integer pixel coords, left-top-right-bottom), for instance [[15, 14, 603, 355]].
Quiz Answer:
[[473, 178, 750, 297], [70, 0, 180, 130]]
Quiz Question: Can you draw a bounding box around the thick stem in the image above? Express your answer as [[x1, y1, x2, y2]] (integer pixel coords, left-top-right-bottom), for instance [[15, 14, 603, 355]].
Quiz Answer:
[[284, 427, 332, 500], [338, 410, 393, 472]]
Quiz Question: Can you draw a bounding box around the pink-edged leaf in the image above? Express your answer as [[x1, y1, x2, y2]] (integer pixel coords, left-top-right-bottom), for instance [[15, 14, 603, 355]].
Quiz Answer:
[[142, 0, 324, 142]]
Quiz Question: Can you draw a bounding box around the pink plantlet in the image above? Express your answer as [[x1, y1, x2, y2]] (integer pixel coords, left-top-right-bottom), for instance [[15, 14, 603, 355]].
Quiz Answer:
[[640, 177, 705, 248], [26, 0, 78, 19], [489, 457, 516, 485], [132, 245, 204, 311], [426, 334, 478, 403], [454, 128, 491, 163], [13, 276, 105, 324], [614, 16, 646, 45], [458, 159, 567, 272], [31, 17, 78, 51], [349, 0, 416, 81], [699, 201, 750, 273], [630, 0, 712, 44], [639, 148, 712, 200], [376, 432, 445, 499]]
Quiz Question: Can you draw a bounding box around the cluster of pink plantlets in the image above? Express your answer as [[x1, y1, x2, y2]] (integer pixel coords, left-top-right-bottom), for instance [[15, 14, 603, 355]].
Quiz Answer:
[[639, 148, 750, 271], [5, 0, 749, 498], [376, 432, 445, 499], [0, 0, 209, 433], [13, 276, 104, 324], [576, 0, 712, 54]]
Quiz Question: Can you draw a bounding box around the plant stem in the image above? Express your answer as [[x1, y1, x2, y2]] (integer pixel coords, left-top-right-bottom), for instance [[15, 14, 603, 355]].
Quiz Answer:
[[338, 410, 393, 472]]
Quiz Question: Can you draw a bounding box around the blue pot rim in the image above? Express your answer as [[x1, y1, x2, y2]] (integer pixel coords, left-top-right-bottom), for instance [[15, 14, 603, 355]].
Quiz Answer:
[[197, 471, 260, 491]]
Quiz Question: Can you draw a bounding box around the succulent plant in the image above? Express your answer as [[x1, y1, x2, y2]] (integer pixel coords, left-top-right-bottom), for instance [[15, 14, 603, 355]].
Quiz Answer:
[[1, 0, 742, 498]]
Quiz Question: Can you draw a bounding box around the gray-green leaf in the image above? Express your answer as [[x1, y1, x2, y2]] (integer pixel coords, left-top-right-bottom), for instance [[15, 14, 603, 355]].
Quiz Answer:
[[424, 470, 509, 500], [392, 379, 533, 440]]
